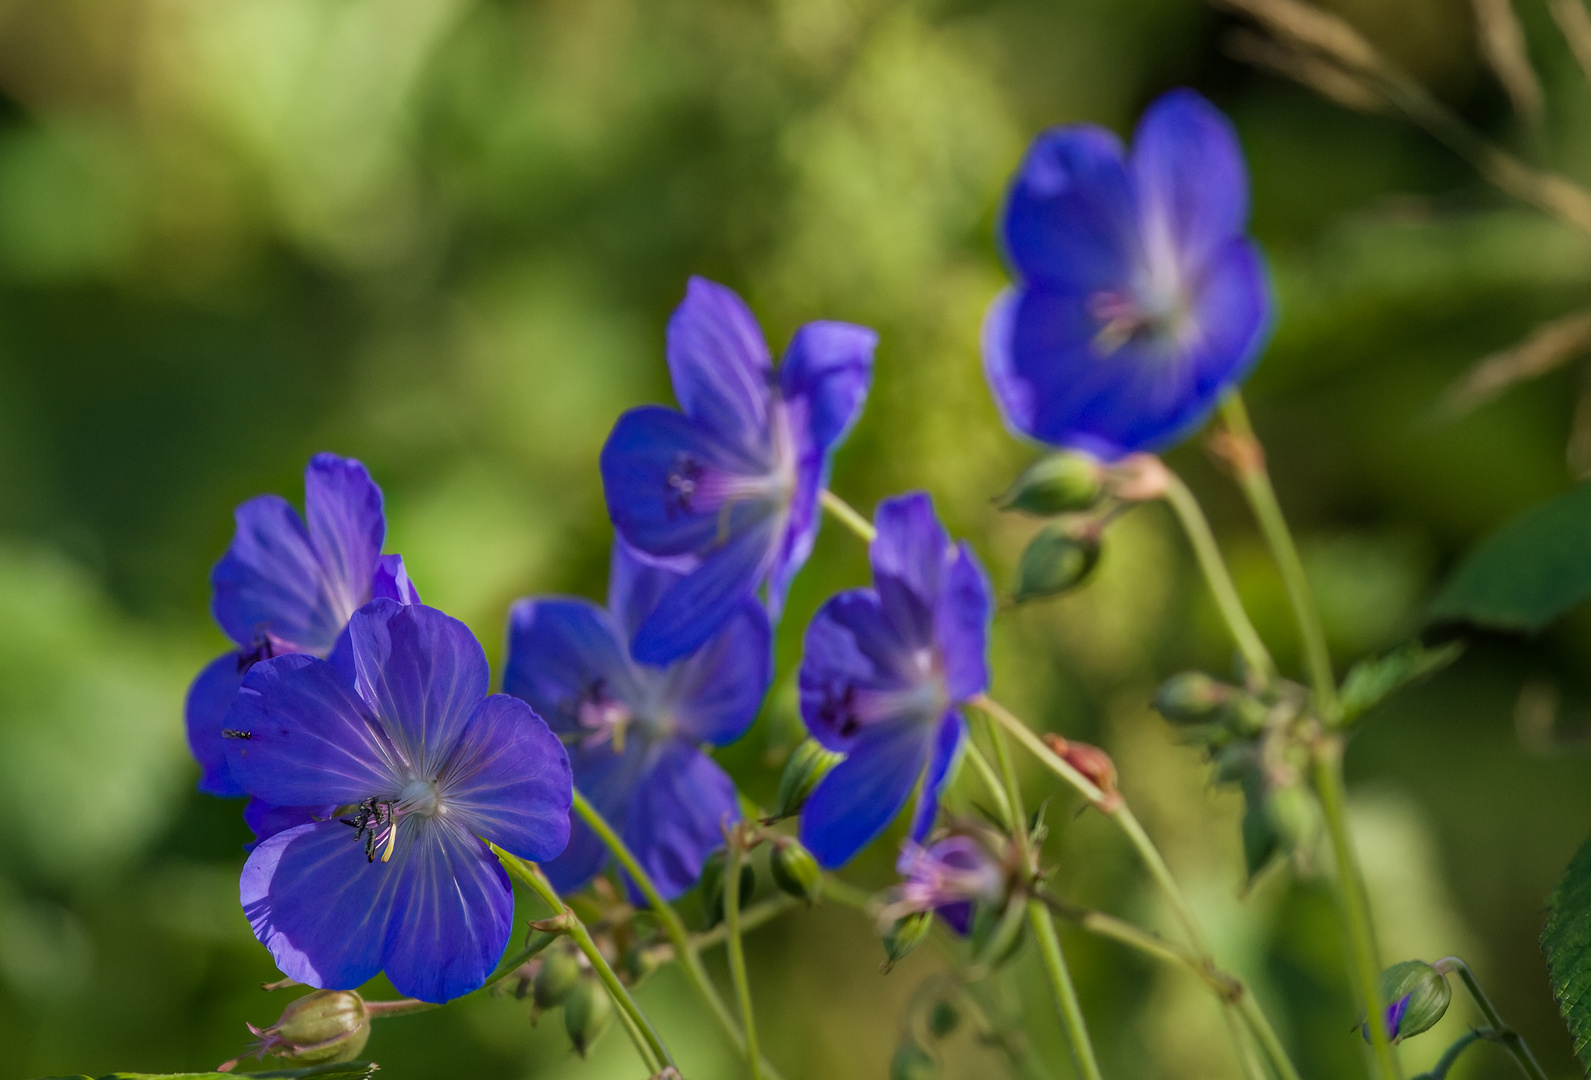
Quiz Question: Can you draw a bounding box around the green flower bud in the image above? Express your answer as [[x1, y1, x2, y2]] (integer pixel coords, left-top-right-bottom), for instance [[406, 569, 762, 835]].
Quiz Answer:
[[769, 840, 823, 905], [700, 849, 756, 929], [1014, 525, 1100, 604], [533, 944, 584, 1011], [563, 974, 614, 1057], [1265, 783, 1321, 857], [256, 989, 371, 1065], [775, 739, 843, 819], [890, 1042, 939, 1080], [1154, 672, 1234, 726], [927, 999, 960, 1039], [997, 453, 1104, 517], [1366, 960, 1451, 1045], [882, 910, 934, 972]]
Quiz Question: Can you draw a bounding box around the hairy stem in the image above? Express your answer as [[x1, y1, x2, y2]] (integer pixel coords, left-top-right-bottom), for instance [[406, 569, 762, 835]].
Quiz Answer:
[[724, 825, 764, 1080], [1434, 957, 1549, 1080]]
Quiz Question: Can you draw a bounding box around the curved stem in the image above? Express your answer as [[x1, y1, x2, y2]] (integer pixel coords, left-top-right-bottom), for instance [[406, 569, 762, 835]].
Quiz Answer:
[[570, 790, 785, 1080], [1160, 468, 1277, 685], [821, 489, 876, 543], [963, 736, 1018, 828], [1414, 1029, 1486, 1080], [494, 846, 673, 1073], [1434, 957, 1550, 1080], [724, 825, 764, 1080]]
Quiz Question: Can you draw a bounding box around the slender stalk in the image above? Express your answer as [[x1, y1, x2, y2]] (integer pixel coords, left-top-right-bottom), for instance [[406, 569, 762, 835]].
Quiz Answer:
[[483, 930, 557, 993], [494, 846, 673, 1073], [724, 826, 764, 1080], [821, 489, 876, 542], [363, 998, 439, 1018], [569, 791, 784, 1080], [1414, 1029, 1486, 1080], [963, 736, 1018, 828], [1160, 469, 1277, 685], [980, 713, 1105, 1080], [1434, 957, 1550, 1080]]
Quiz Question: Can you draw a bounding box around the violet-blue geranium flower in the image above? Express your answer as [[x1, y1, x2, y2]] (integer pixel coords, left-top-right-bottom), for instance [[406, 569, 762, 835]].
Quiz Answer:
[[879, 835, 1006, 936], [187, 453, 419, 798], [797, 492, 992, 868], [601, 277, 876, 664], [982, 89, 1272, 459], [225, 599, 571, 1003], [502, 541, 771, 900]]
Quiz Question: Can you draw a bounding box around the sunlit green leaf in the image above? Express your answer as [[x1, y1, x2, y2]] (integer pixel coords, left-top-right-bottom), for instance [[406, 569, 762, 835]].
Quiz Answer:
[[1339, 641, 1464, 724], [1543, 831, 1591, 1069]]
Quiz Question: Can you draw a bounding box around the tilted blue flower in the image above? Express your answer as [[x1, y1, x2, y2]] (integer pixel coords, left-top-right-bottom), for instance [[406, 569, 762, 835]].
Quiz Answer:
[[796, 493, 992, 868], [225, 600, 572, 1003], [880, 834, 1006, 937], [601, 277, 876, 664], [502, 541, 772, 900], [186, 453, 420, 798], [982, 88, 1273, 460]]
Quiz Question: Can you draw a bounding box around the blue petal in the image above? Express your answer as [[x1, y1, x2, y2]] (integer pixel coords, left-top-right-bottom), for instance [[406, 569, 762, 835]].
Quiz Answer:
[[908, 711, 965, 841], [799, 589, 914, 753], [242, 820, 405, 993], [303, 454, 385, 627], [502, 597, 637, 736], [764, 416, 823, 621], [606, 541, 695, 644], [936, 901, 974, 936], [667, 277, 773, 454], [243, 799, 336, 853], [541, 737, 650, 894], [438, 693, 572, 862], [1002, 125, 1136, 294], [664, 598, 772, 745], [225, 652, 397, 807], [601, 405, 769, 556], [1130, 89, 1249, 273], [371, 553, 420, 604], [934, 543, 992, 704], [799, 718, 933, 869], [380, 817, 515, 1002], [346, 601, 490, 778], [624, 740, 739, 900], [211, 495, 337, 653], [871, 493, 949, 648], [631, 518, 777, 665], [778, 320, 876, 452], [186, 652, 247, 797]]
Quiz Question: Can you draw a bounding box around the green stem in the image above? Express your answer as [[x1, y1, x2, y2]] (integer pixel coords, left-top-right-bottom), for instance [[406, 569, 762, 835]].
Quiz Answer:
[[724, 825, 764, 1080], [483, 930, 557, 993], [821, 489, 876, 542], [1434, 958, 1550, 1080], [1413, 1029, 1486, 1080], [494, 846, 673, 1073], [1160, 468, 1277, 685], [963, 736, 1018, 828], [980, 713, 1105, 1080], [570, 790, 785, 1080], [363, 998, 439, 1019]]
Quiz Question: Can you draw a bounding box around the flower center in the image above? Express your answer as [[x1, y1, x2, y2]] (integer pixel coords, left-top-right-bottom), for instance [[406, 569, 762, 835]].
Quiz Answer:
[[1087, 286, 1185, 355], [398, 778, 441, 817], [577, 678, 637, 753]]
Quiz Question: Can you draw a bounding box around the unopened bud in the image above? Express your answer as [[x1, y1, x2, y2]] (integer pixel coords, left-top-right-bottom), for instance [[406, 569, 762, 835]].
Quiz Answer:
[[1364, 961, 1450, 1045], [1014, 526, 1100, 603], [1265, 783, 1320, 857], [534, 944, 583, 1011], [890, 1042, 939, 1080], [1154, 672, 1234, 726], [927, 999, 960, 1038], [1042, 735, 1120, 812], [226, 989, 370, 1069], [775, 739, 842, 819], [996, 453, 1103, 516], [700, 849, 756, 929], [882, 910, 934, 971], [563, 975, 614, 1057], [770, 839, 823, 905]]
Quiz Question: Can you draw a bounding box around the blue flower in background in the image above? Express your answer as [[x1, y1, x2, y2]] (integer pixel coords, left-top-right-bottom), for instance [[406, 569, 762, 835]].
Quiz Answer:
[[797, 493, 992, 868], [602, 277, 875, 664], [982, 89, 1272, 459], [187, 453, 419, 798], [503, 541, 772, 900], [226, 600, 571, 1003]]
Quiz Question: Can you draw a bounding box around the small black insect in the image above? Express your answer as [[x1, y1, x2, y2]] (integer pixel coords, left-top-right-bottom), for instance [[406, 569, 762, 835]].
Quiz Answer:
[[339, 796, 391, 863], [221, 728, 253, 740]]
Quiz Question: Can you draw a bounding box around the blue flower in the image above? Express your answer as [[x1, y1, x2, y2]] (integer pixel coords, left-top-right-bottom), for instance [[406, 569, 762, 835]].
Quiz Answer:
[[187, 453, 419, 798], [225, 600, 572, 1003], [503, 541, 772, 900], [797, 493, 992, 868], [601, 277, 876, 664], [880, 834, 1007, 936], [982, 89, 1272, 459]]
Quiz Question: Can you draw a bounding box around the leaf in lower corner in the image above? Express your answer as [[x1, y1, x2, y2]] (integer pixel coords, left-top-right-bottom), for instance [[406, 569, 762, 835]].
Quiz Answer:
[[1339, 641, 1464, 725], [1428, 483, 1591, 632], [1542, 830, 1591, 1068]]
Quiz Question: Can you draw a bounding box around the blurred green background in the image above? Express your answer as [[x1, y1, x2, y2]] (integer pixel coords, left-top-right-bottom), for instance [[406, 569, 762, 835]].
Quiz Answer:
[[2, 0, 1591, 1077]]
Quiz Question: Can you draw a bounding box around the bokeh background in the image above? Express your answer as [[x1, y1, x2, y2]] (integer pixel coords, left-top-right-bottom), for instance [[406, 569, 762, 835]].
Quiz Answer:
[[2, 0, 1590, 1077]]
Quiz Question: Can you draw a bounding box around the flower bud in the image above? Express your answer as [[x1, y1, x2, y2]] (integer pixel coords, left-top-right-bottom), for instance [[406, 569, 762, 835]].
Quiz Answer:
[[1154, 672, 1234, 726], [1042, 735, 1120, 812], [236, 989, 371, 1068], [775, 739, 843, 819], [1265, 783, 1320, 858], [563, 974, 614, 1057], [770, 839, 823, 905], [997, 453, 1103, 517], [890, 1042, 939, 1080], [533, 944, 584, 1012], [927, 999, 959, 1039], [1364, 960, 1450, 1045], [700, 849, 756, 929], [882, 910, 934, 971], [1014, 525, 1100, 604]]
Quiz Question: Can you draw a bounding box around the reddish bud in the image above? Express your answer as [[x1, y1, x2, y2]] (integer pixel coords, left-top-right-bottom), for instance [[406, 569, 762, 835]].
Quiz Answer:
[[1042, 735, 1121, 811]]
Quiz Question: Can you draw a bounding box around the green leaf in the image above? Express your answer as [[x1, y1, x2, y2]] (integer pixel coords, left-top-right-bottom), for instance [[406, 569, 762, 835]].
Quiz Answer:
[[1339, 641, 1464, 724], [1429, 483, 1591, 631], [1542, 830, 1591, 1069], [32, 1063, 379, 1080]]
